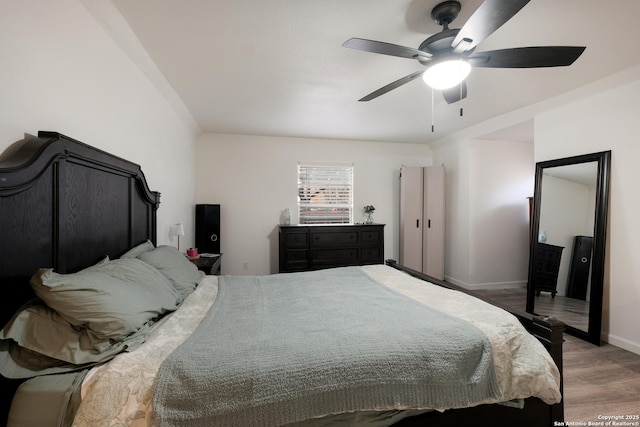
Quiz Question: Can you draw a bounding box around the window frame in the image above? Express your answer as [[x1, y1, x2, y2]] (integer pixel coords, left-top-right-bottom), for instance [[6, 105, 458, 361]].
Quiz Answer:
[[297, 162, 354, 225]]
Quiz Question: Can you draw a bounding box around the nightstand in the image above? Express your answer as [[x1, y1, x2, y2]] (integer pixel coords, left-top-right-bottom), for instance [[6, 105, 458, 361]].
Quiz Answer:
[[189, 254, 222, 275]]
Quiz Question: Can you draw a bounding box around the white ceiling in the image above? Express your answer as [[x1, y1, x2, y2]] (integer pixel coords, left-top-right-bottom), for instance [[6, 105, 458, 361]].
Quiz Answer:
[[106, 0, 640, 145]]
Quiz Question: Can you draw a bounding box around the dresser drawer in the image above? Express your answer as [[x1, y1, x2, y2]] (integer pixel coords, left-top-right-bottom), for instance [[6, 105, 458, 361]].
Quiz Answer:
[[361, 229, 382, 244], [361, 246, 382, 263], [283, 250, 309, 271], [537, 243, 563, 262], [283, 231, 309, 248], [310, 248, 358, 268], [311, 230, 358, 247]]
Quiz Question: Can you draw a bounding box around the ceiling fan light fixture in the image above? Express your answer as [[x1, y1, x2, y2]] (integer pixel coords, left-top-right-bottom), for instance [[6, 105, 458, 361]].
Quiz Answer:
[[422, 59, 471, 90]]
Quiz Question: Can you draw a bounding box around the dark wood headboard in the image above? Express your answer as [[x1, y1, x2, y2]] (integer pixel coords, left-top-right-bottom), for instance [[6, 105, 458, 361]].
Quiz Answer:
[[0, 131, 160, 326], [0, 131, 160, 422]]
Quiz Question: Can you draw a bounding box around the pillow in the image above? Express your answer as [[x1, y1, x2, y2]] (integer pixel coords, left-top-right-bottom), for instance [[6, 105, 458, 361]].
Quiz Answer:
[[137, 245, 204, 300], [30, 258, 181, 341], [0, 339, 81, 379], [0, 300, 152, 379], [3, 300, 104, 362], [120, 239, 155, 259]]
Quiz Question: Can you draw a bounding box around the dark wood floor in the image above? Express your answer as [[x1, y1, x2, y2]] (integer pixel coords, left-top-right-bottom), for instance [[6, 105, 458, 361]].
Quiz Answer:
[[474, 287, 589, 330], [563, 334, 640, 422], [476, 288, 640, 423]]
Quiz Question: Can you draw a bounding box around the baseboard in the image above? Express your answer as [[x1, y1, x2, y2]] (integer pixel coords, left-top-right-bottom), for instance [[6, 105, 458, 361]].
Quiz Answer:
[[444, 275, 527, 291], [443, 275, 469, 288], [603, 333, 640, 356], [471, 281, 527, 290]]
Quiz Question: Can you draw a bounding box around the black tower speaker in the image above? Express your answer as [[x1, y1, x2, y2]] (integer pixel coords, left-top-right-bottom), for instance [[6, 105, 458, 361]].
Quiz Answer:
[[566, 235, 593, 300], [195, 204, 220, 254]]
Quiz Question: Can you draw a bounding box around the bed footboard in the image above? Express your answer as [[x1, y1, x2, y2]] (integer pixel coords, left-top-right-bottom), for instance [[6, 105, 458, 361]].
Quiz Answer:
[[385, 259, 564, 426]]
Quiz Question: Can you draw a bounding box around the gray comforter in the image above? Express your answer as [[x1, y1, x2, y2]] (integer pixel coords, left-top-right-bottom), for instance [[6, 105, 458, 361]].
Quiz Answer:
[[153, 266, 501, 426]]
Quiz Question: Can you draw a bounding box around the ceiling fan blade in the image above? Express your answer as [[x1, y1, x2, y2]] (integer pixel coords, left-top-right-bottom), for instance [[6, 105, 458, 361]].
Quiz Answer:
[[343, 38, 431, 61], [452, 0, 530, 52], [358, 70, 424, 102], [442, 81, 467, 104], [469, 46, 586, 68]]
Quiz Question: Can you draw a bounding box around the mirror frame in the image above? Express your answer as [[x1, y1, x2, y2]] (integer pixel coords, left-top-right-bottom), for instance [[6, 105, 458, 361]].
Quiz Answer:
[[526, 150, 611, 345]]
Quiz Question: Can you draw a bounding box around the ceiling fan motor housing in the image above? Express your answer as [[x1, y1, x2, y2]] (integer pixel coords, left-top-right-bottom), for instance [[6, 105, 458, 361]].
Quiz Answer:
[[418, 29, 461, 61], [431, 1, 461, 26], [419, 1, 469, 64]]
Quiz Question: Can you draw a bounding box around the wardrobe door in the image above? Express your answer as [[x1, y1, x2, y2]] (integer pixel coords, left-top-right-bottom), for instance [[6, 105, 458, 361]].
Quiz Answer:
[[423, 166, 445, 280], [399, 167, 423, 271]]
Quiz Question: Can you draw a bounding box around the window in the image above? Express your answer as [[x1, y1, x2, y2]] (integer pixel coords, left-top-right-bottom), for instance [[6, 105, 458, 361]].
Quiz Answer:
[[298, 163, 353, 224]]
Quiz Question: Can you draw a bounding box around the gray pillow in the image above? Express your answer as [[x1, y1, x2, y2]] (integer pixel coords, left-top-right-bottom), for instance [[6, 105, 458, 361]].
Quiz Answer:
[[138, 245, 204, 301], [0, 300, 152, 379], [120, 240, 155, 259], [30, 258, 181, 341], [2, 300, 105, 361]]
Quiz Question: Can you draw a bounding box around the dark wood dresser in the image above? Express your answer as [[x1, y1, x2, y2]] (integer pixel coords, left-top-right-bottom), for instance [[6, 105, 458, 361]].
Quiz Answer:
[[278, 224, 385, 273], [534, 243, 564, 297]]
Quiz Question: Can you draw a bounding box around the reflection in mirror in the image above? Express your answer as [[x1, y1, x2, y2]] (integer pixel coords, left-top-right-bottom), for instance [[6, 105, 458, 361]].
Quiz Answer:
[[527, 151, 610, 345]]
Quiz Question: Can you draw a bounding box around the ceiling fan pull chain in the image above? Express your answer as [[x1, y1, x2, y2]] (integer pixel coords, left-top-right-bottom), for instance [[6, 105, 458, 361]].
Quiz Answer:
[[431, 87, 435, 132], [459, 64, 464, 117]]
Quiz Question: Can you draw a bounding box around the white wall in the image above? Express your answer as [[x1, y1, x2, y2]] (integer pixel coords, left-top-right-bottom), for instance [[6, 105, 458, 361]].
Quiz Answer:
[[539, 174, 595, 297], [196, 133, 432, 275], [468, 139, 534, 288], [0, 0, 199, 248], [536, 78, 640, 353], [433, 138, 533, 289]]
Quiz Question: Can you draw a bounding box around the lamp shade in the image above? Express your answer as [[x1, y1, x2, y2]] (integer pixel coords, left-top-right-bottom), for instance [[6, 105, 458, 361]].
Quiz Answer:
[[422, 59, 471, 90], [171, 223, 185, 237]]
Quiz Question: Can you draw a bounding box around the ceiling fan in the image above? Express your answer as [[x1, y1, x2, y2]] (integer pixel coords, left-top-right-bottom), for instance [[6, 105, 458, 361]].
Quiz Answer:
[[343, 0, 586, 104]]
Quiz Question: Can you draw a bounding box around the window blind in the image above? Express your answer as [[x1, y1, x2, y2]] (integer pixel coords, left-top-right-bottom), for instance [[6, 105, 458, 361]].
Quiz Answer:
[[298, 163, 353, 224]]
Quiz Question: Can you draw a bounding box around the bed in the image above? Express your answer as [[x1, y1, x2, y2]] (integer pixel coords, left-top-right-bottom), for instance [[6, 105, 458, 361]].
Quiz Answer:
[[0, 132, 565, 427]]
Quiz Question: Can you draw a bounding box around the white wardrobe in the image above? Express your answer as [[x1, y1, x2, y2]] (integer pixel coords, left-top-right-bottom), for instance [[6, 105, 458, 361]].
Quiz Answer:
[[399, 166, 445, 280]]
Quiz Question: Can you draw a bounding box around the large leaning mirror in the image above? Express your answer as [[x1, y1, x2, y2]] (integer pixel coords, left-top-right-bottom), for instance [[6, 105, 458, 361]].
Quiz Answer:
[[526, 151, 611, 345]]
